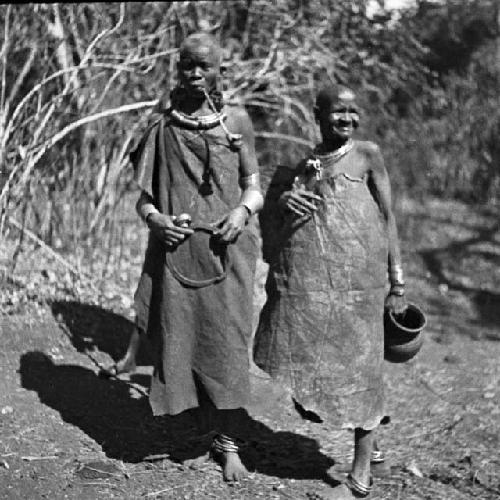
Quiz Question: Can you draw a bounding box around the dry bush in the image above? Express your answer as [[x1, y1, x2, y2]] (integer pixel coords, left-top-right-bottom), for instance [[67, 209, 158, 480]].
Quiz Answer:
[[0, 0, 498, 283]]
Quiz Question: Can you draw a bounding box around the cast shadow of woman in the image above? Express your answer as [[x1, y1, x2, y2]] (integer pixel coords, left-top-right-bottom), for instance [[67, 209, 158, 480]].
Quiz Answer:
[[49, 300, 150, 367], [18, 301, 337, 482]]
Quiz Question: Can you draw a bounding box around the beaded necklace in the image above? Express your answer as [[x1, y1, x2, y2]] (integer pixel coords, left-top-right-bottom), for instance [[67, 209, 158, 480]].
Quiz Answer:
[[313, 138, 354, 163], [167, 107, 227, 196], [307, 139, 354, 180], [169, 108, 227, 130]]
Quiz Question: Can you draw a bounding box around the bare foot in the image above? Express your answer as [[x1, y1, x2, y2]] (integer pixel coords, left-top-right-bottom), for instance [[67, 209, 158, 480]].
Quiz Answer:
[[223, 451, 248, 482], [100, 355, 136, 378], [212, 450, 248, 482], [307, 483, 360, 500], [114, 354, 136, 374]]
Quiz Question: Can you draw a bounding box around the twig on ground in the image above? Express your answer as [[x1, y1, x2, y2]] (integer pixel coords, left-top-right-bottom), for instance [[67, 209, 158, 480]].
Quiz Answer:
[[120, 469, 158, 475], [444, 414, 464, 433], [143, 483, 191, 498], [21, 455, 58, 461], [77, 481, 123, 490], [143, 453, 171, 462], [405, 428, 442, 440], [77, 464, 123, 478]]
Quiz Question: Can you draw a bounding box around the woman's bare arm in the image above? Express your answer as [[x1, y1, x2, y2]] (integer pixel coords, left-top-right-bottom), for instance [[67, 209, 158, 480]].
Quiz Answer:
[[367, 143, 406, 313], [215, 107, 263, 242]]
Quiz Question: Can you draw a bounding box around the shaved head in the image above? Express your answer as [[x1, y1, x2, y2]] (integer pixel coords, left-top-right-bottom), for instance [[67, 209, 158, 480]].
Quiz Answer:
[[177, 32, 222, 100], [314, 85, 360, 144], [315, 85, 357, 112], [179, 33, 221, 65]]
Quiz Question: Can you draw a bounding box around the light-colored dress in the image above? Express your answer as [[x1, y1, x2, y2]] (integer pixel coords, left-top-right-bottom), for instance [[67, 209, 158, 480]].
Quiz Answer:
[[255, 141, 388, 430]]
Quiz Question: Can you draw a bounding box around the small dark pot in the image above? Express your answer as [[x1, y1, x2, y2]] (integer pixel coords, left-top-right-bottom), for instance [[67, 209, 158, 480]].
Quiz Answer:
[[384, 303, 426, 363]]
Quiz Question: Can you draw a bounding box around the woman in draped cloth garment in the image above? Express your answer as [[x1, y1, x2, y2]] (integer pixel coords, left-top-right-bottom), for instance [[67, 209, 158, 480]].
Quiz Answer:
[[126, 32, 264, 482], [254, 85, 407, 499]]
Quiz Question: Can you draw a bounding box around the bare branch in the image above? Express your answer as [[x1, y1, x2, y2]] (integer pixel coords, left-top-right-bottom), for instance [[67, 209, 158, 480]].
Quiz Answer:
[[25, 4, 124, 149], [38, 100, 157, 153], [0, 4, 12, 114], [80, 3, 125, 68], [2, 57, 146, 150], [6, 216, 98, 290], [254, 21, 281, 81], [48, 3, 74, 86], [255, 131, 314, 148], [2, 66, 83, 150], [0, 100, 158, 206], [4, 44, 38, 117], [124, 48, 179, 64], [88, 123, 141, 232], [89, 70, 123, 114]]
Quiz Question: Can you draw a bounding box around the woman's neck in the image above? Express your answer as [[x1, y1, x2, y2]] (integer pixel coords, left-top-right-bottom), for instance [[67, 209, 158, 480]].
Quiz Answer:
[[176, 95, 213, 116], [319, 135, 350, 153]]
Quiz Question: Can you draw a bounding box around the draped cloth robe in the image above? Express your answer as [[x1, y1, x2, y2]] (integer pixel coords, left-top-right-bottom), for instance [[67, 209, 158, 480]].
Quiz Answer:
[[131, 113, 259, 416], [255, 146, 388, 430]]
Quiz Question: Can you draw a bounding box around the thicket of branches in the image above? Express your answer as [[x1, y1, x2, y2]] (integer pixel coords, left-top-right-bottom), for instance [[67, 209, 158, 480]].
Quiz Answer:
[[0, 0, 499, 257]]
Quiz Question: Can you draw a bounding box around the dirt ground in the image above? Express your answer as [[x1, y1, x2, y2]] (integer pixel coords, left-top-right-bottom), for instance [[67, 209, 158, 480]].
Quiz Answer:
[[1, 197, 499, 499]]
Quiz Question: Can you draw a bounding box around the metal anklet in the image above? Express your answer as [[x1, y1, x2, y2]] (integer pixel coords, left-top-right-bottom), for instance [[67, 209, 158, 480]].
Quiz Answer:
[[346, 473, 373, 498], [212, 434, 240, 454], [370, 450, 385, 464]]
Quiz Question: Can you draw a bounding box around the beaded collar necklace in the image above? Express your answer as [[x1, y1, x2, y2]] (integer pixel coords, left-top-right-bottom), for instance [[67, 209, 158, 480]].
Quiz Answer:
[[313, 138, 354, 163], [306, 139, 354, 180], [169, 108, 226, 130]]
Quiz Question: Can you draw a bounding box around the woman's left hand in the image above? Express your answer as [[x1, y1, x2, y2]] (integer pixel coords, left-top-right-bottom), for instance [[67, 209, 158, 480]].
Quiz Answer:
[[385, 293, 407, 315], [214, 206, 249, 243]]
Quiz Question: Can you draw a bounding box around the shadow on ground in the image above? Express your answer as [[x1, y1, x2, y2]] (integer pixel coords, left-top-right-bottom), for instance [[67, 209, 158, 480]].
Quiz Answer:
[[402, 211, 500, 340], [19, 350, 335, 481], [49, 300, 152, 365]]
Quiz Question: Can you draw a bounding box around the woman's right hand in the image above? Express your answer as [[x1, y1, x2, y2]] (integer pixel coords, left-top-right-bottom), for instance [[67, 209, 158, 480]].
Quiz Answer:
[[279, 188, 322, 217], [147, 213, 194, 247]]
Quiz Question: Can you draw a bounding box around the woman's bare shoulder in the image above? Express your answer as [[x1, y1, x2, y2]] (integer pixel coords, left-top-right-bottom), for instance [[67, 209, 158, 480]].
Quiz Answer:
[[354, 140, 385, 172], [355, 140, 382, 156], [225, 104, 252, 130]]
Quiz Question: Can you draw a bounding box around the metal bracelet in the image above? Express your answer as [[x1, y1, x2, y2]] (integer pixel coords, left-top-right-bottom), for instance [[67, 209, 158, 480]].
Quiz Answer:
[[390, 280, 406, 288], [389, 285, 405, 297], [389, 264, 404, 285], [371, 450, 385, 464], [141, 205, 160, 223], [240, 172, 260, 189], [238, 204, 252, 219], [239, 188, 264, 215]]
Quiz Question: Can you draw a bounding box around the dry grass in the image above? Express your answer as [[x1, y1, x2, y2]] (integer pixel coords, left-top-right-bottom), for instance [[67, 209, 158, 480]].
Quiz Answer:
[[0, 197, 499, 499]]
